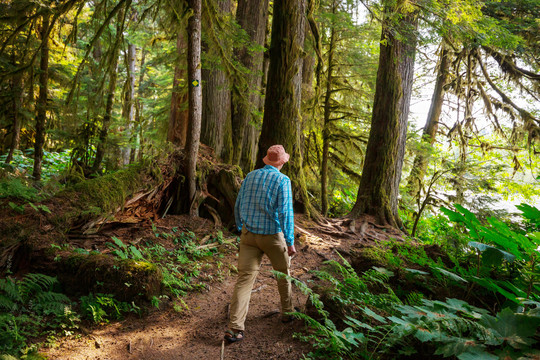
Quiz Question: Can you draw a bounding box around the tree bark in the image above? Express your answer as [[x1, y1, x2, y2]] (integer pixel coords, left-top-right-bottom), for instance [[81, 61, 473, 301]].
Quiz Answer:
[[201, 0, 232, 161], [321, 10, 337, 216], [122, 42, 136, 165], [135, 47, 146, 161], [349, 2, 418, 229], [167, 32, 189, 147], [406, 43, 450, 198], [232, 0, 269, 173], [92, 16, 123, 173], [256, 0, 312, 215], [185, 0, 202, 216], [5, 71, 23, 164], [92, 61, 119, 173], [32, 14, 50, 181]]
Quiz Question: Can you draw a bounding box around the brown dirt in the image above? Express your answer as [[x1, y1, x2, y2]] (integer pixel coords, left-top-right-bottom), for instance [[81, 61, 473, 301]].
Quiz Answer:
[[39, 214, 377, 360]]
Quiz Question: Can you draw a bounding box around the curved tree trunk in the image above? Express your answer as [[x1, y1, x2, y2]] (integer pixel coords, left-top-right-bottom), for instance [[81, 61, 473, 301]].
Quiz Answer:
[[32, 14, 50, 181], [256, 0, 313, 215], [185, 0, 202, 216], [348, 2, 418, 229], [406, 43, 450, 198], [167, 31, 189, 147], [232, 0, 269, 173]]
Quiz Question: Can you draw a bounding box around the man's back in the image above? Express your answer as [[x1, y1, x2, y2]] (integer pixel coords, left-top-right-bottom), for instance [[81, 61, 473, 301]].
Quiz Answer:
[[234, 165, 294, 245]]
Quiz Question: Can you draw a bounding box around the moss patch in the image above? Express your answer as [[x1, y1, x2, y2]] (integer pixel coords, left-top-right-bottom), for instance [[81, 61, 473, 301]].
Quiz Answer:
[[59, 253, 162, 302]]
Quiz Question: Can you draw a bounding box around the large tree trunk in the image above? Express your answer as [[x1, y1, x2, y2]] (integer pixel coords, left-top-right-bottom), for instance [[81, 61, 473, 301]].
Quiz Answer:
[[348, 2, 418, 229], [167, 32, 189, 147], [185, 0, 202, 216], [122, 42, 136, 165], [232, 0, 269, 173], [406, 43, 450, 198], [256, 0, 313, 215], [201, 0, 232, 161], [32, 14, 50, 181]]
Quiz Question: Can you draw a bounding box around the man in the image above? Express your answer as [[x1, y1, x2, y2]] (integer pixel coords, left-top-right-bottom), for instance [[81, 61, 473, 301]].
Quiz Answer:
[[224, 144, 296, 343]]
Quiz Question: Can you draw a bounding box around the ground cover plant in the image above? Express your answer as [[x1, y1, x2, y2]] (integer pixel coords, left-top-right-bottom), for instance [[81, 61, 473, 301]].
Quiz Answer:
[[295, 204, 540, 359]]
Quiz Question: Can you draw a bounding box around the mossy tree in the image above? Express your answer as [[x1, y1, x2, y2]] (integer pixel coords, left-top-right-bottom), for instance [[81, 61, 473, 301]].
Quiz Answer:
[[348, 0, 418, 229], [256, 0, 314, 215]]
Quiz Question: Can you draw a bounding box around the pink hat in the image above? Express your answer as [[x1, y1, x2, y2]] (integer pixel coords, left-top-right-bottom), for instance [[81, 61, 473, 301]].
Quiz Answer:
[[263, 145, 290, 167]]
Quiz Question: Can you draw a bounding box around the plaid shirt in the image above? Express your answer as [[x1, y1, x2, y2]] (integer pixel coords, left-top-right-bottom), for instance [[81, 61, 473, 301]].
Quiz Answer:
[[235, 165, 294, 246]]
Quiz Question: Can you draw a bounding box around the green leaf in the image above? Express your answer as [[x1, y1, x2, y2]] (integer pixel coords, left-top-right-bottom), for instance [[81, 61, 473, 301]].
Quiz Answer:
[[431, 266, 468, 283], [344, 316, 374, 330], [415, 327, 437, 342], [480, 308, 540, 349], [468, 241, 516, 263], [405, 268, 430, 275], [111, 236, 126, 249], [457, 348, 498, 360], [362, 307, 387, 323]]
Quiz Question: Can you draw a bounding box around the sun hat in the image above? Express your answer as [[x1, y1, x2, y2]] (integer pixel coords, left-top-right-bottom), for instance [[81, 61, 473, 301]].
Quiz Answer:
[[263, 145, 290, 167]]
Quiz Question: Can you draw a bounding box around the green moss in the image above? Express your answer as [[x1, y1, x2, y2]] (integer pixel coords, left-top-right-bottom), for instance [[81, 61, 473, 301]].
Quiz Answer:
[[58, 254, 162, 302]]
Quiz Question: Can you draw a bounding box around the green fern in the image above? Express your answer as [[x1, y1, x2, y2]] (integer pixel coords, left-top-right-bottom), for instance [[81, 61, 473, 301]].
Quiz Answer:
[[0, 274, 77, 356]]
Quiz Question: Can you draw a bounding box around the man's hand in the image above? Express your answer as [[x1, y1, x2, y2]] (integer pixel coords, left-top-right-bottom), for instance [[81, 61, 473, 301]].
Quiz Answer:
[[287, 245, 296, 257]]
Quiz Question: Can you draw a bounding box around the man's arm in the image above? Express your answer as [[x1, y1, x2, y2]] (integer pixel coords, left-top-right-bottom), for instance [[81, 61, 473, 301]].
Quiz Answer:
[[277, 177, 295, 251], [234, 183, 244, 232]]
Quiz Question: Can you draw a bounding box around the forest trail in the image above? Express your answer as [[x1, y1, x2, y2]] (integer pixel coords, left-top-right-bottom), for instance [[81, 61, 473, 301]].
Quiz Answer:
[[40, 215, 357, 360]]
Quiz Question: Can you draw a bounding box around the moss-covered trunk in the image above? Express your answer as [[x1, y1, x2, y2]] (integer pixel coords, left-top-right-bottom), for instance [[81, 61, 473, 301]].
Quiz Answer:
[[232, 0, 269, 173], [256, 0, 313, 215], [349, 1, 418, 229]]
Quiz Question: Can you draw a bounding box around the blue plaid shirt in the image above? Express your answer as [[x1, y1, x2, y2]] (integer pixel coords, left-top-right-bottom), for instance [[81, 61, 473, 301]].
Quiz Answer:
[[235, 165, 294, 246]]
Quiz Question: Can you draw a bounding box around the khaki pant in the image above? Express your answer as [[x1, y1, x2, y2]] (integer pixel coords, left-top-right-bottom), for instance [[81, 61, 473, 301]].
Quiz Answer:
[[228, 228, 293, 331]]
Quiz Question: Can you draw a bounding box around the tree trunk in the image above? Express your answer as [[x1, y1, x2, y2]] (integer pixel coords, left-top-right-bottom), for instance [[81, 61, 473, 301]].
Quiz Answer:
[[348, 2, 418, 229], [32, 14, 50, 181], [5, 71, 23, 164], [320, 5, 337, 216], [256, 0, 312, 215], [406, 43, 450, 198], [232, 0, 269, 172], [185, 0, 202, 216], [122, 42, 136, 165], [92, 18, 123, 173], [92, 62, 119, 173], [201, 0, 232, 161], [135, 48, 146, 161], [167, 32, 189, 147]]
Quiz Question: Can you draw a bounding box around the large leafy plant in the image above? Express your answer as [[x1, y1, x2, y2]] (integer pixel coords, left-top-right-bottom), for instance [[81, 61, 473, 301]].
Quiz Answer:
[[441, 204, 540, 307]]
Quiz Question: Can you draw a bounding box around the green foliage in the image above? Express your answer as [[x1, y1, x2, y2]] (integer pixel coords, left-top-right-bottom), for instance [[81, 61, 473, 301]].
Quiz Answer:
[[0, 150, 71, 182], [0, 274, 78, 357], [79, 293, 139, 324], [0, 179, 39, 202], [106, 237, 145, 260], [441, 204, 540, 306]]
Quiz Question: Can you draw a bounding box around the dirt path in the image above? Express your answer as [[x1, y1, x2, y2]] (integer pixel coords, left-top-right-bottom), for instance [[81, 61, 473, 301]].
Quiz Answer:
[[41, 217, 346, 360]]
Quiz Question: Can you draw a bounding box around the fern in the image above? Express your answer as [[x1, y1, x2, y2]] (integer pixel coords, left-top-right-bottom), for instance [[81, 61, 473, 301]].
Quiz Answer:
[[18, 273, 58, 302], [0, 274, 77, 356]]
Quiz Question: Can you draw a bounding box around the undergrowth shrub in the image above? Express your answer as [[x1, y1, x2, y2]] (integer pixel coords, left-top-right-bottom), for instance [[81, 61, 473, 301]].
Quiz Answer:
[[296, 204, 540, 359], [79, 293, 139, 324], [0, 274, 78, 357]]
